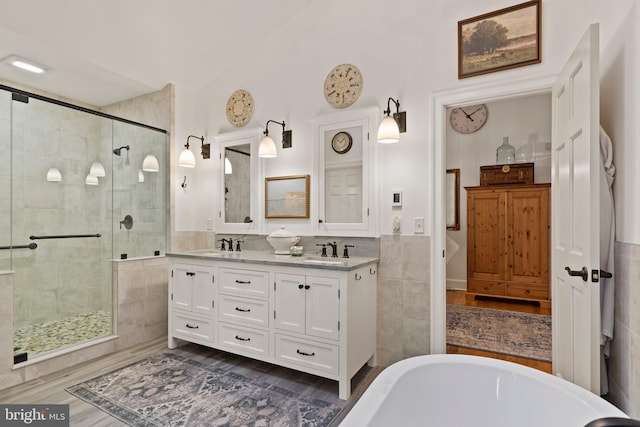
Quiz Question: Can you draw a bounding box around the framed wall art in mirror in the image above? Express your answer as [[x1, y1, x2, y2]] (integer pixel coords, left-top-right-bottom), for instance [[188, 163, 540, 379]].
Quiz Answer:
[[265, 175, 310, 219], [446, 168, 461, 230], [213, 128, 262, 234]]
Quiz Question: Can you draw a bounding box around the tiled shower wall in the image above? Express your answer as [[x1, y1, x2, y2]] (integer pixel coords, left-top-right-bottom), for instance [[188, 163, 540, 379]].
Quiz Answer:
[[608, 241, 640, 418]]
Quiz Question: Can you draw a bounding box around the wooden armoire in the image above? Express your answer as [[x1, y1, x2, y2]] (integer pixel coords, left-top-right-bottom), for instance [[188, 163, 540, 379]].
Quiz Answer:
[[465, 183, 551, 314]]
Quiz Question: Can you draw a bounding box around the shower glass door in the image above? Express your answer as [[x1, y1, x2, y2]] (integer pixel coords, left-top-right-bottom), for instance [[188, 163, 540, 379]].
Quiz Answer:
[[0, 90, 11, 272], [11, 95, 114, 360]]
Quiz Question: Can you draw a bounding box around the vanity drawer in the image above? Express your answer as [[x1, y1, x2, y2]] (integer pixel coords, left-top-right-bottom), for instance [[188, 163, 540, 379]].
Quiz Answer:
[[275, 334, 339, 375], [172, 312, 214, 343], [219, 267, 269, 299], [218, 323, 269, 358], [219, 294, 269, 328]]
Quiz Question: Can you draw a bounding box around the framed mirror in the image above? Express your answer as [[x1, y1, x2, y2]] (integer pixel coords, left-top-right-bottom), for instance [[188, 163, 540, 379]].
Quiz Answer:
[[214, 128, 262, 233], [312, 107, 379, 237], [446, 168, 460, 230], [265, 175, 310, 218]]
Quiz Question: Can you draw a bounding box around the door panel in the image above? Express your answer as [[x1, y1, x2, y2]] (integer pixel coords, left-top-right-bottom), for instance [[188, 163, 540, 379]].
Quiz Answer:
[[551, 23, 600, 393]]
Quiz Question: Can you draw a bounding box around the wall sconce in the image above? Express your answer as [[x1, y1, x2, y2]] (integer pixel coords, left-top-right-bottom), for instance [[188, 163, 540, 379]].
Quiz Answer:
[[258, 120, 292, 158], [46, 168, 62, 182], [89, 162, 106, 177], [179, 135, 209, 168], [377, 97, 407, 143], [224, 157, 233, 174], [85, 174, 99, 185], [142, 154, 160, 172]]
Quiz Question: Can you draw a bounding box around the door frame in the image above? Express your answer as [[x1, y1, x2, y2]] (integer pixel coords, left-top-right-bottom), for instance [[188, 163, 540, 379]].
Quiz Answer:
[[430, 74, 557, 354]]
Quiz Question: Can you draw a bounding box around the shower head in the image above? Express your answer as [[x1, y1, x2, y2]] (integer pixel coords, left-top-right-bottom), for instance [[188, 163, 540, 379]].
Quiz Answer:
[[112, 145, 130, 156]]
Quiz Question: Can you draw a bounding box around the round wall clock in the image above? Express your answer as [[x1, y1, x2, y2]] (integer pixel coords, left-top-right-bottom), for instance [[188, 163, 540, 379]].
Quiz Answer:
[[323, 63, 363, 109], [226, 89, 254, 127], [449, 104, 488, 134], [331, 131, 353, 154]]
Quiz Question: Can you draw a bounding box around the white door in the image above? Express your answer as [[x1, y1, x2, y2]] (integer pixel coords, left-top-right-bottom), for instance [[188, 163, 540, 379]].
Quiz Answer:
[[551, 23, 601, 393]]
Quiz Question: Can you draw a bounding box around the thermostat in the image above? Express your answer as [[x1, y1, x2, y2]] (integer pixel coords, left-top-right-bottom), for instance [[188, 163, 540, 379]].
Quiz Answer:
[[392, 190, 402, 207]]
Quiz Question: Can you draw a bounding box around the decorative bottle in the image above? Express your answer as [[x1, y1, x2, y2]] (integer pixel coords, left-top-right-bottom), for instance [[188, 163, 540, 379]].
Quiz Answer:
[[496, 136, 515, 164]]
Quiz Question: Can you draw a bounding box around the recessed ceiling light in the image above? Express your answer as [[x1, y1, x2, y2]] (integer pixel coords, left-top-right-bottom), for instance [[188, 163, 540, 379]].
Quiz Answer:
[[1, 55, 50, 74]]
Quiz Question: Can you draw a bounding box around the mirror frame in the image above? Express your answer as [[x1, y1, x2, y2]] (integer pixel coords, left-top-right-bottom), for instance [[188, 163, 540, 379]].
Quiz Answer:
[[312, 106, 380, 237], [213, 128, 263, 234], [265, 174, 310, 219], [446, 168, 460, 230]]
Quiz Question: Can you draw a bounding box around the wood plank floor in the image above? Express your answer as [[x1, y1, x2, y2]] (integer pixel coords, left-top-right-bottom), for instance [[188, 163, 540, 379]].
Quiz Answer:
[[446, 289, 553, 374], [0, 337, 382, 426]]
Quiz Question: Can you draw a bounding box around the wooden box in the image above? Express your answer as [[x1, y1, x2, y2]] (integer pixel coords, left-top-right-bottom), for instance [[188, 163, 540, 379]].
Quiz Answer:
[[480, 162, 534, 186]]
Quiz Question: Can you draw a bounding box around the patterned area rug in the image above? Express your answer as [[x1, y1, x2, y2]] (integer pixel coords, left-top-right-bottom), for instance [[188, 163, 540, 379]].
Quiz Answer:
[[446, 304, 552, 362], [66, 352, 345, 426]]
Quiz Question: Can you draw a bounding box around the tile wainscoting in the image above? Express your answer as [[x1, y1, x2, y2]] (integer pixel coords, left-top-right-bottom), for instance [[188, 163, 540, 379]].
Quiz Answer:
[[608, 241, 640, 418]]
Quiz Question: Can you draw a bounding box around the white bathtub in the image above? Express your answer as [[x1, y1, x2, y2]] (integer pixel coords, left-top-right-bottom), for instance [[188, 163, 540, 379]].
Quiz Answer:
[[340, 355, 628, 427]]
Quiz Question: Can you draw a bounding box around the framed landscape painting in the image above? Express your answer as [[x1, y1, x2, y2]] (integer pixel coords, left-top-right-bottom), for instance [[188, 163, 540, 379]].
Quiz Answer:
[[458, 0, 541, 79]]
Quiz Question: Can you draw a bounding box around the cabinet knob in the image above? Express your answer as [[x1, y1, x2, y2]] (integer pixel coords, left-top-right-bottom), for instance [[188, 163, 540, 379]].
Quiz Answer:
[[304, 285, 310, 290], [298, 284, 304, 289]]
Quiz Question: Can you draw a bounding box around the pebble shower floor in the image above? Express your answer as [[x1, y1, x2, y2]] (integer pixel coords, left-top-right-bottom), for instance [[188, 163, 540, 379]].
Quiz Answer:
[[13, 310, 112, 360]]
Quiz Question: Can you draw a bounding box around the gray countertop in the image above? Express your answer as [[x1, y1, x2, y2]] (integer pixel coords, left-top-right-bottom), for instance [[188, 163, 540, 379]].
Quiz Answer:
[[166, 249, 378, 271]]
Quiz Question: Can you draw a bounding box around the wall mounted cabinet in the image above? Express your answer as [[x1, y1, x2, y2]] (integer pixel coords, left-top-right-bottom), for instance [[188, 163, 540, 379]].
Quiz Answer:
[[312, 107, 379, 237]]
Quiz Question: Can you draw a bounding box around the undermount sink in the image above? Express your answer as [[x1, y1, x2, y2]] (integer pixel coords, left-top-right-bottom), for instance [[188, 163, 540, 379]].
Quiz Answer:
[[300, 256, 347, 266]]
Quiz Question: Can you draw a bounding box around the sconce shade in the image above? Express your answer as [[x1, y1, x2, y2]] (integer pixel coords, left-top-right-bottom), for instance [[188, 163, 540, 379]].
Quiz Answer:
[[178, 147, 196, 168], [258, 136, 278, 158], [224, 157, 233, 174], [46, 168, 62, 182], [377, 115, 401, 143], [142, 154, 160, 172], [85, 174, 99, 185], [89, 162, 106, 177], [138, 170, 145, 182]]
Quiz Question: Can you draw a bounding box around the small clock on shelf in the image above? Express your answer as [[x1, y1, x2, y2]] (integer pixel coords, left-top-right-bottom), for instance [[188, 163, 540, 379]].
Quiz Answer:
[[449, 104, 488, 134], [331, 131, 353, 154]]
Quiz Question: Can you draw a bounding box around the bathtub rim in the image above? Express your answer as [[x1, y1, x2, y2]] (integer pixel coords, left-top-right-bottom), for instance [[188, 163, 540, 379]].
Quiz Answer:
[[340, 354, 627, 426]]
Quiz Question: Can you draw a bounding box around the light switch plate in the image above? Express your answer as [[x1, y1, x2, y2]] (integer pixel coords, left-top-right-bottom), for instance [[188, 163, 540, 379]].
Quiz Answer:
[[414, 217, 424, 234]]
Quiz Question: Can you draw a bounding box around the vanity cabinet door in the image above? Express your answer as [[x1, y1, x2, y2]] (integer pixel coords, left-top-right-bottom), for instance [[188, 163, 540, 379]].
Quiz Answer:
[[274, 273, 306, 334], [305, 275, 340, 340], [171, 263, 215, 316], [274, 273, 340, 341]]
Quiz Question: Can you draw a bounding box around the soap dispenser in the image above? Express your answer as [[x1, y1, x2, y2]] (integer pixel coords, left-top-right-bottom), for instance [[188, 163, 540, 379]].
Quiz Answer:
[[496, 136, 515, 164]]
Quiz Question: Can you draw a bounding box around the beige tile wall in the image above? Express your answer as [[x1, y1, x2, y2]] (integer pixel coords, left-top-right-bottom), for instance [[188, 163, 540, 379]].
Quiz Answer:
[[377, 235, 430, 366], [608, 241, 640, 418]]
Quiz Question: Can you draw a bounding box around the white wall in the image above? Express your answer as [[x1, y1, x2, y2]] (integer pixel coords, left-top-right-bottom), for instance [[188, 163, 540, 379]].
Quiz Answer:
[[445, 93, 552, 290], [172, 0, 639, 245]]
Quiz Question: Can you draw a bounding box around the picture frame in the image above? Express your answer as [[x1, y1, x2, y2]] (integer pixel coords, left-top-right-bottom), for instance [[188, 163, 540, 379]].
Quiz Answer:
[[458, 0, 541, 79], [265, 174, 310, 219], [446, 169, 460, 230]]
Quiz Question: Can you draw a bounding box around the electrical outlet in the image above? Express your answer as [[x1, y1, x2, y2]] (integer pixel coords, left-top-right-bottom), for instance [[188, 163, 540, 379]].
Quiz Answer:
[[393, 216, 401, 233], [414, 217, 424, 234]]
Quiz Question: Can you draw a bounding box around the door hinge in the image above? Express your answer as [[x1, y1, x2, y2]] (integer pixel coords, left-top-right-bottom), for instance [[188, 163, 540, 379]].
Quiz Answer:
[[212, 300, 215, 309], [212, 274, 215, 284], [443, 250, 445, 258], [219, 211, 222, 218], [219, 153, 222, 159], [274, 282, 276, 291], [274, 310, 276, 319], [170, 293, 173, 301], [367, 132, 370, 140], [367, 208, 370, 217], [171, 270, 174, 277], [338, 321, 340, 331], [338, 289, 341, 299]]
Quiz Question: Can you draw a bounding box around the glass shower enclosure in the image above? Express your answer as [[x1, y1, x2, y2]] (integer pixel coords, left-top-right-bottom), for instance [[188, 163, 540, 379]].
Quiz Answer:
[[0, 86, 167, 362]]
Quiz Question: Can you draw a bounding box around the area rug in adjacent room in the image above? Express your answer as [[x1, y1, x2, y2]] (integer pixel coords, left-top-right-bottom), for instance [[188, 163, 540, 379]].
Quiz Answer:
[[446, 304, 552, 362], [66, 352, 345, 426]]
